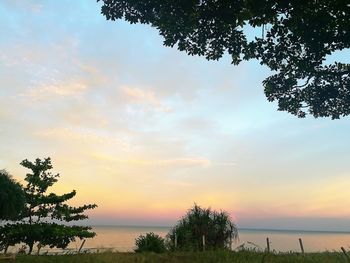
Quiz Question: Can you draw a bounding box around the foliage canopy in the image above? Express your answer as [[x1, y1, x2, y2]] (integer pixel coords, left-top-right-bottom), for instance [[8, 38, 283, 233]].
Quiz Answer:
[[0, 170, 25, 220], [99, 0, 350, 119], [0, 158, 97, 254]]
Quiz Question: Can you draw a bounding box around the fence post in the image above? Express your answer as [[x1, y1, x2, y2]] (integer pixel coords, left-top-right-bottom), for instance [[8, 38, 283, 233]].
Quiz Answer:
[[298, 238, 304, 254], [266, 237, 270, 253], [341, 247, 350, 263], [202, 235, 206, 251]]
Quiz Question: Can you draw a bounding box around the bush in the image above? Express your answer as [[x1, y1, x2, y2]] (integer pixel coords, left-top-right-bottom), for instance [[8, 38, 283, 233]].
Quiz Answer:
[[167, 204, 238, 251], [135, 232, 167, 253]]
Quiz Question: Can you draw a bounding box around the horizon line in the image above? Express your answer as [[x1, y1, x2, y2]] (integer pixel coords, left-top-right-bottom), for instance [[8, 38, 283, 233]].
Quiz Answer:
[[88, 224, 350, 234]]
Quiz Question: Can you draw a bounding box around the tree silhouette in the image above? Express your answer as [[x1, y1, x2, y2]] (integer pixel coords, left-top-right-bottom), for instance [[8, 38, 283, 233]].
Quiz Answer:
[[98, 0, 350, 119], [0, 170, 25, 221], [0, 158, 97, 254]]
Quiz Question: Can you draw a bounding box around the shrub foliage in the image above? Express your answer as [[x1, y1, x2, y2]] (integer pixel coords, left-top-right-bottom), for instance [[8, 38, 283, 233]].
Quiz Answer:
[[167, 204, 238, 251], [135, 232, 167, 253]]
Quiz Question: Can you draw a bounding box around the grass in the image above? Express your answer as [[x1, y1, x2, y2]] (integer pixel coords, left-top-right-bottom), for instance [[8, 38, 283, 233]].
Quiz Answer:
[[12, 250, 349, 263]]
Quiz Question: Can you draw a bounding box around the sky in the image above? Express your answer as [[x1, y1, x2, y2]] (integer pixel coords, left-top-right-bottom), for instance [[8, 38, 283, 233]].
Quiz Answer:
[[1, 0, 350, 231]]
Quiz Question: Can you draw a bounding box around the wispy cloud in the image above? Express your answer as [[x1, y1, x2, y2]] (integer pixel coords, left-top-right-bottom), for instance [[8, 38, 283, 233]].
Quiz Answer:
[[154, 157, 211, 167], [213, 162, 236, 167], [2, 0, 43, 13], [92, 153, 211, 168], [34, 127, 127, 147], [20, 81, 88, 101], [121, 86, 171, 112]]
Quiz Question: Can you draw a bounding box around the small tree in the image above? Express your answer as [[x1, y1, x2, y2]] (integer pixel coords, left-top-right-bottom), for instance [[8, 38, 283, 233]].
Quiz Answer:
[[0, 170, 25, 221], [167, 204, 238, 251], [135, 232, 166, 253], [0, 158, 97, 254]]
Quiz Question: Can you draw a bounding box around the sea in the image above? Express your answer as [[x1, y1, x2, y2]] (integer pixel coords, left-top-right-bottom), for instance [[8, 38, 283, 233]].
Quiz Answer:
[[63, 226, 350, 253]]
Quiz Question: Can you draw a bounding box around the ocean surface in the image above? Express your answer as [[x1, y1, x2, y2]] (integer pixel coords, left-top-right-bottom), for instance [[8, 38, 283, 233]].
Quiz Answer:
[[65, 226, 350, 253]]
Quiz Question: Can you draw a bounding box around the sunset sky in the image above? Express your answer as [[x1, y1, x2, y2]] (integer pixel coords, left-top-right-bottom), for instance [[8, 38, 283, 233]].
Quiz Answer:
[[1, 0, 350, 231]]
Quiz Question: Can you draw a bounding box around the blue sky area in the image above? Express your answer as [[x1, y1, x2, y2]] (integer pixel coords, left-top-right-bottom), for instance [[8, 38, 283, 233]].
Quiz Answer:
[[1, 0, 350, 231]]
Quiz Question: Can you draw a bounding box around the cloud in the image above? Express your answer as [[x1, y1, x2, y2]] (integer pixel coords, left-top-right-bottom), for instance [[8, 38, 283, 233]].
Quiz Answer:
[[154, 157, 211, 167], [92, 153, 211, 168], [34, 127, 127, 147], [164, 180, 193, 187], [213, 162, 236, 167], [20, 81, 88, 101], [122, 86, 158, 104], [120, 86, 171, 112], [2, 0, 43, 13]]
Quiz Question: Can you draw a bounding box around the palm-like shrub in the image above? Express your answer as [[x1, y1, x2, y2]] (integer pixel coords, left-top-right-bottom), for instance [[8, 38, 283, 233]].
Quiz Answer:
[[135, 232, 166, 253], [167, 204, 238, 251]]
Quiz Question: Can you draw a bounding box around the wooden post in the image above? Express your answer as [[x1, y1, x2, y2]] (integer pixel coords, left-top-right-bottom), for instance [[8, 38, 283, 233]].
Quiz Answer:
[[78, 240, 86, 254], [174, 233, 177, 249], [341, 247, 350, 263], [266, 237, 270, 253], [298, 238, 304, 254], [202, 235, 205, 251]]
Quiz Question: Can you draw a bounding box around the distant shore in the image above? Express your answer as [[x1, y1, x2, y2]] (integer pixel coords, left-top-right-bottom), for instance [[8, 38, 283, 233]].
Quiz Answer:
[[91, 225, 350, 234]]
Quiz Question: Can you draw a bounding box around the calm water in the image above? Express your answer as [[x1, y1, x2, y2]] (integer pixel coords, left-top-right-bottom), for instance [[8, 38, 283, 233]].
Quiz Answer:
[[66, 226, 350, 253]]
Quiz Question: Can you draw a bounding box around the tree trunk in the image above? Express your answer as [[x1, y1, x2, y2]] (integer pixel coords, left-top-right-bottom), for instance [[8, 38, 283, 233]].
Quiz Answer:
[[28, 242, 34, 255], [4, 244, 9, 254]]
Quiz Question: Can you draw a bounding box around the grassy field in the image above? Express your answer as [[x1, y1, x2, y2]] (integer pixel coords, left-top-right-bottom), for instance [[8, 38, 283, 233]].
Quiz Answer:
[[11, 250, 349, 263]]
